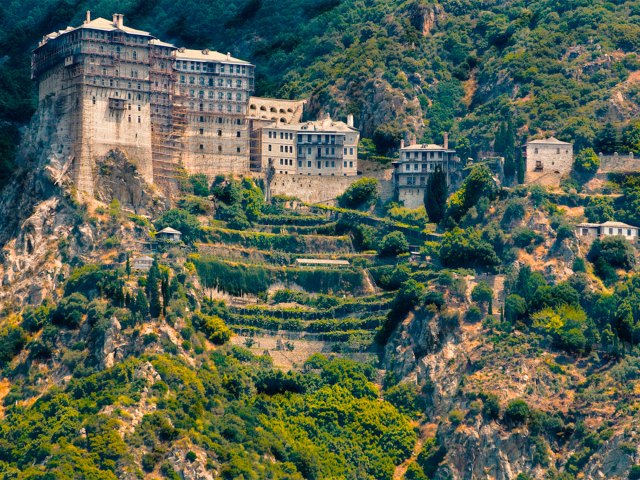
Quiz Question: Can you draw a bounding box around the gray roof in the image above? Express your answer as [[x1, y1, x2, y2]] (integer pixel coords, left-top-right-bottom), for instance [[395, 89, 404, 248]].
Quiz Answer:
[[526, 137, 572, 146], [401, 143, 455, 152], [175, 48, 251, 65], [601, 221, 638, 229], [576, 221, 638, 229], [157, 227, 182, 235]]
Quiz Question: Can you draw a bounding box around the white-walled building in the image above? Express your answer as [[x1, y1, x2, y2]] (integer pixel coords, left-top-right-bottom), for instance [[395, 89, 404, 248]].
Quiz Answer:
[[392, 140, 461, 209], [575, 221, 639, 242], [258, 115, 359, 176]]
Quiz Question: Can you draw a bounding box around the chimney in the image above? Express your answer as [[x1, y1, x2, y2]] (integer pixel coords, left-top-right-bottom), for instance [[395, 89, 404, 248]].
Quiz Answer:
[[113, 13, 124, 29], [410, 134, 416, 145], [226, 52, 231, 60], [400, 139, 405, 149], [85, 10, 91, 24], [443, 132, 449, 149], [347, 114, 354, 128]]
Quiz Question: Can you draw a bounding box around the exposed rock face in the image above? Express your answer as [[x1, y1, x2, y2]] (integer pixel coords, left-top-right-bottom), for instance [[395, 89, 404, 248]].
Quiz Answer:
[[166, 440, 217, 480], [0, 115, 165, 307], [307, 75, 423, 140], [436, 423, 541, 480], [99, 316, 124, 369], [387, 304, 640, 480], [94, 149, 167, 216], [408, 1, 445, 36]]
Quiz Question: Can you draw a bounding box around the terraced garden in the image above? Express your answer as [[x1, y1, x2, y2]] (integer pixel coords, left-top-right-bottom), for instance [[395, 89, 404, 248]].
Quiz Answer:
[[190, 196, 409, 366]]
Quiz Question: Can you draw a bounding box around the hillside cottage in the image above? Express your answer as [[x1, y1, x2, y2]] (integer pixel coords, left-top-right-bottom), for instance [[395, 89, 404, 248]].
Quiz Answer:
[[575, 221, 639, 242], [132, 255, 154, 272], [156, 227, 183, 242]]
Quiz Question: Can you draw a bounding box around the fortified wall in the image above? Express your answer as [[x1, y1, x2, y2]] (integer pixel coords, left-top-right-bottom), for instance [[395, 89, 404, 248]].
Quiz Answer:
[[268, 171, 393, 205], [598, 152, 640, 173]]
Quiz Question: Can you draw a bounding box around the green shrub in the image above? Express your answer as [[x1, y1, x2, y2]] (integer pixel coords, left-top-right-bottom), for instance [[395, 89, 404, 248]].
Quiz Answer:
[[384, 382, 423, 416], [504, 399, 530, 426], [588, 237, 636, 271], [379, 231, 409, 257], [465, 305, 483, 322], [448, 409, 465, 425], [0, 326, 27, 367], [192, 312, 232, 345], [337, 178, 379, 209], [574, 148, 600, 175], [439, 228, 500, 269], [155, 209, 201, 244], [189, 174, 210, 197], [52, 293, 88, 329], [482, 394, 500, 420]]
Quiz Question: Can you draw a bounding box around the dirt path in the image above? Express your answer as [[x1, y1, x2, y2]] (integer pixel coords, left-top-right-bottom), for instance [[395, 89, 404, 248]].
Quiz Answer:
[[393, 422, 436, 480]]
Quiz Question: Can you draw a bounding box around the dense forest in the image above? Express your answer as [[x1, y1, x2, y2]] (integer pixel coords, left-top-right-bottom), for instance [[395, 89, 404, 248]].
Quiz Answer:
[[4, 0, 640, 185]]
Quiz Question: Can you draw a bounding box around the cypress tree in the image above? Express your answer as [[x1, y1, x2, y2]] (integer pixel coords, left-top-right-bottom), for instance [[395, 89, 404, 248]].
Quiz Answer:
[[503, 119, 516, 181], [125, 252, 131, 278], [160, 269, 170, 318], [594, 122, 618, 155], [133, 289, 149, 322], [146, 259, 162, 318], [424, 166, 448, 224], [516, 148, 525, 184]]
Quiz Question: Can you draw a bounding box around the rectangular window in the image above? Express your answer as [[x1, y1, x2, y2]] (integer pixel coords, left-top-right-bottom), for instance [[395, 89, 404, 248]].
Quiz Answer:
[[349, 161, 353, 167], [317, 161, 321, 169], [298, 161, 302, 167], [350, 148, 354, 155], [308, 161, 312, 167]]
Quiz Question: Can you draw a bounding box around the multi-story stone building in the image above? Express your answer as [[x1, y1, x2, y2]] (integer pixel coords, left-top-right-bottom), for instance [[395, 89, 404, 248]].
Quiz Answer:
[[524, 137, 573, 175], [257, 115, 359, 176], [392, 139, 461, 209], [173, 48, 254, 176], [32, 12, 263, 194], [32, 13, 159, 195]]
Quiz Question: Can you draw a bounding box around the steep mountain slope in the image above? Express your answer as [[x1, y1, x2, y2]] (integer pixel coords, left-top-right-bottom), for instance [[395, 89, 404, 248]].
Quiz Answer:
[[3, 0, 640, 183]]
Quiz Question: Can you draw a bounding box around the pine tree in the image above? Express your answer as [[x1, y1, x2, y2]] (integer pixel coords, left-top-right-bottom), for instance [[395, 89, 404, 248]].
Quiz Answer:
[[424, 166, 448, 224], [146, 259, 162, 318]]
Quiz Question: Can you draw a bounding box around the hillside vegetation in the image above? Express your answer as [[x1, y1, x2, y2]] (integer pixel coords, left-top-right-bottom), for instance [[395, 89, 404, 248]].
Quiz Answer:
[[4, 0, 640, 184]]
